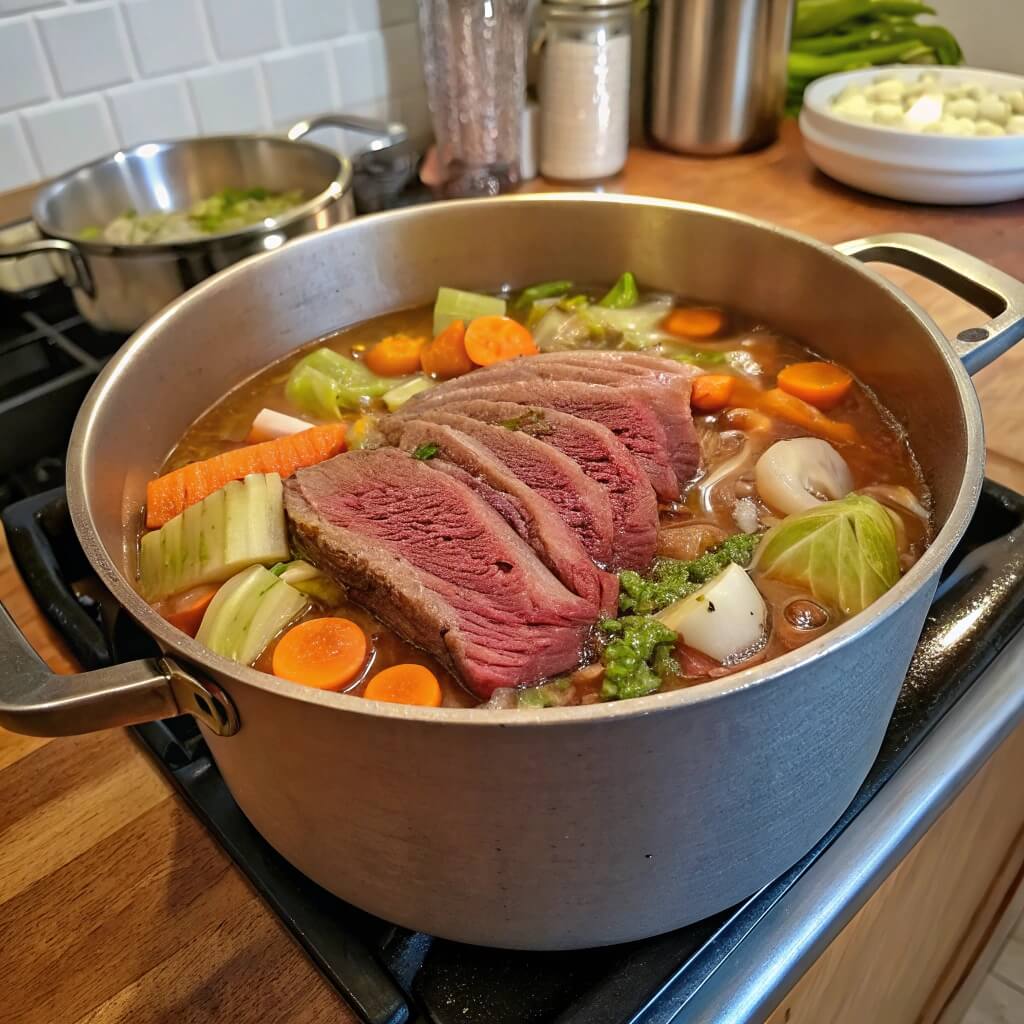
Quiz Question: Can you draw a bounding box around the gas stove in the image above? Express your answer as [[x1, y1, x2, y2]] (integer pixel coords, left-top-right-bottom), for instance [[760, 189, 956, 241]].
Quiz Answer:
[[3, 283, 1024, 1024]]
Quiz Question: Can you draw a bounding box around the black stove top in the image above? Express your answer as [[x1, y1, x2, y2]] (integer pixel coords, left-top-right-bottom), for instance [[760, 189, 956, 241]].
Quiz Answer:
[[0, 285, 125, 493], [4, 280, 1024, 1024]]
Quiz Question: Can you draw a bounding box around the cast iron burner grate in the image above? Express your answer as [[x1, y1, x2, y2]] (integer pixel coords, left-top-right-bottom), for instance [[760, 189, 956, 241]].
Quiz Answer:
[[0, 285, 126, 486], [4, 481, 1024, 1024]]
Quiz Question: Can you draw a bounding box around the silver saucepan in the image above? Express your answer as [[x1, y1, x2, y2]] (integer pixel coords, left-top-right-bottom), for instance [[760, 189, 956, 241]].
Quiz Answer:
[[1, 195, 1023, 950], [0, 114, 411, 334]]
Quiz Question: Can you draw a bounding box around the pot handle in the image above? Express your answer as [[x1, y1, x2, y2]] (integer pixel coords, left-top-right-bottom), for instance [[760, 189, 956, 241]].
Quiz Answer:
[[0, 600, 239, 738], [835, 233, 1024, 376], [0, 235, 94, 297], [287, 113, 408, 153]]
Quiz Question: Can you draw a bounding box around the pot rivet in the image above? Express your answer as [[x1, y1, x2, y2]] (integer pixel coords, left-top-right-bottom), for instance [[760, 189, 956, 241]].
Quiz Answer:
[[957, 327, 989, 344]]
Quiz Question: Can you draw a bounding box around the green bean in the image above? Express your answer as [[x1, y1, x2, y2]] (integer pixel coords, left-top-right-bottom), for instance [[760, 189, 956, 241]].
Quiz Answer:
[[513, 279, 573, 310], [787, 39, 932, 80], [793, 0, 935, 40]]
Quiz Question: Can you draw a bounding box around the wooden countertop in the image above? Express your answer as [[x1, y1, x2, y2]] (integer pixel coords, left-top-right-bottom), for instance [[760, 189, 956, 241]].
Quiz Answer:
[[2, 122, 1024, 1023]]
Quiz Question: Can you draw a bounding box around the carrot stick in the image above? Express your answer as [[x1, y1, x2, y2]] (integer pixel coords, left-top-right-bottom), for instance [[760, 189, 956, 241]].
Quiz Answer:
[[663, 307, 727, 339], [363, 664, 443, 707], [145, 422, 347, 528], [690, 374, 736, 412], [777, 361, 853, 410], [756, 388, 860, 445], [464, 316, 538, 366], [421, 319, 474, 379], [364, 334, 426, 377], [160, 584, 219, 637], [272, 617, 368, 690]]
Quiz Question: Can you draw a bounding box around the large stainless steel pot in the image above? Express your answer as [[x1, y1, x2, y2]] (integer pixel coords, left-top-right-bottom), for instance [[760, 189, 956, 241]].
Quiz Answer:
[[2, 196, 1023, 950], [0, 115, 408, 334]]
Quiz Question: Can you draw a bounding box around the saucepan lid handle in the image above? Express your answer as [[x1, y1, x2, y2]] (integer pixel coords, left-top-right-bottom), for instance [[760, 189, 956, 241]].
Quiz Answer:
[[835, 233, 1024, 376], [0, 600, 239, 738]]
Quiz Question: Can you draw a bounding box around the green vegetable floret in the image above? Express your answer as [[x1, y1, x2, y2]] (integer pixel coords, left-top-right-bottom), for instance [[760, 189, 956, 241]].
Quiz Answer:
[[618, 532, 761, 615], [600, 615, 679, 701]]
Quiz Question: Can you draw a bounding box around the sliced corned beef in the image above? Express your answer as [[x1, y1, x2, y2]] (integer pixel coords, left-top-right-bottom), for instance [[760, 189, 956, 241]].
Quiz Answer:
[[409, 378, 679, 502], [439, 398, 659, 571], [409, 408, 615, 566], [285, 449, 599, 697], [411, 351, 703, 486], [376, 417, 618, 614]]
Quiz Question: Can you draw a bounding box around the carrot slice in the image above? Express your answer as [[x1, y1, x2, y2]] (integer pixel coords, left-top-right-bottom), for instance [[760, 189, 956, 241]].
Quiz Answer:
[[272, 617, 368, 690], [464, 316, 538, 366], [145, 422, 347, 528], [690, 374, 736, 413], [663, 307, 726, 339], [777, 361, 853, 410], [421, 319, 474, 380], [363, 664, 443, 707], [757, 388, 860, 445], [364, 334, 427, 377], [160, 584, 219, 637]]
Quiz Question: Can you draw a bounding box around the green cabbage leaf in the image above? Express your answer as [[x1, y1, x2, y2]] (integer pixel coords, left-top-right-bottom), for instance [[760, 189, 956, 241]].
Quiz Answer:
[[755, 494, 899, 617]]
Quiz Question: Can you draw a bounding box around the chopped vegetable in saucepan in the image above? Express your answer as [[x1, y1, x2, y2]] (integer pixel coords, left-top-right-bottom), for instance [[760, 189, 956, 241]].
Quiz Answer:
[[82, 187, 304, 244]]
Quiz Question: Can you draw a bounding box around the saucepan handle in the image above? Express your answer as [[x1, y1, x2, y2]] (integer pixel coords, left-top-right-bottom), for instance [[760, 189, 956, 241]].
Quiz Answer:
[[0, 235, 94, 297], [835, 233, 1024, 376], [287, 113, 408, 153], [0, 600, 239, 738]]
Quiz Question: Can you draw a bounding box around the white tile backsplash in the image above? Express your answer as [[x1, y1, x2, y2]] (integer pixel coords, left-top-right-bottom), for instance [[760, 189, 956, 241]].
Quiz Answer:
[[122, 0, 211, 77], [262, 45, 335, 127], [107, 77, 197, 146], [0, 0, 427, 184], [0, 0, 61, 11], [22, 95, 117, 176], [280, 0, 350, 46], [36, 3, 131, 95], [0, 114, 39, 191], [205, 0, 280, 60], [333, 31, 387, 107], [188, 62, 268, 135], [0, 17, 51, 113]]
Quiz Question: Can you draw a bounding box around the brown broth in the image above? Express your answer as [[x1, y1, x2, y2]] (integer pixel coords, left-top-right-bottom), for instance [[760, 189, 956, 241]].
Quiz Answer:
[[159, 296, 930, 708]]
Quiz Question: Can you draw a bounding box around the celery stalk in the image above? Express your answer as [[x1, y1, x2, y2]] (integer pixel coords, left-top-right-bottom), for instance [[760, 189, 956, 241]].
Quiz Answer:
[[139, 473, 289, 602], [433, 287, 506, 336], [196, 565, 309, 665]]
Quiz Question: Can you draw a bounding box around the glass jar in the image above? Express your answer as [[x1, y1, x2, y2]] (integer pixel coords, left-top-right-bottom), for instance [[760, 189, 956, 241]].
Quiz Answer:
[[419, 0, 529, 197], [539, 0, 633, 182]]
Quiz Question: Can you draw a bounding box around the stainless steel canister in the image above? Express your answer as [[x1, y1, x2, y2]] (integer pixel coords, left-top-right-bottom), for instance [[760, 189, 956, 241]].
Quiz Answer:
[[648, 0, 794, 155]]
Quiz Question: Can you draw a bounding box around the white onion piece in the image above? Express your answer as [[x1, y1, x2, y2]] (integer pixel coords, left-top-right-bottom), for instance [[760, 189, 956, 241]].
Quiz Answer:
[[755, 438, 853, 516], [247, 407, 313, 443], [656, 563, 767, 663], [858, 484, 929, 521]]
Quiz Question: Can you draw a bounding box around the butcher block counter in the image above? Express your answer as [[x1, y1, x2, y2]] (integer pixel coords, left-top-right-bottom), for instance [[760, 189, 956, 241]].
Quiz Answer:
[[2, 121, 1024, 1024]]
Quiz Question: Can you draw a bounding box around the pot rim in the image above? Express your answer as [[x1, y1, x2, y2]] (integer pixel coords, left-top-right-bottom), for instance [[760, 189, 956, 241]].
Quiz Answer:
[[33, 134, 353, 257], [66, 193, 985, 727]]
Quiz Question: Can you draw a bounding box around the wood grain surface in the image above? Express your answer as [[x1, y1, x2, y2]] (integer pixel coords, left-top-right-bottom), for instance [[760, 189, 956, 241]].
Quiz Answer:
[[2, 125, 1023, 1022]]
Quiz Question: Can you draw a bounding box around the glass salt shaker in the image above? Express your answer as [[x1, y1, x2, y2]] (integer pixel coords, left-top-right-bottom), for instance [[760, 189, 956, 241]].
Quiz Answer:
[[418, 0, 529, 197], [539, 0, 633, 182]]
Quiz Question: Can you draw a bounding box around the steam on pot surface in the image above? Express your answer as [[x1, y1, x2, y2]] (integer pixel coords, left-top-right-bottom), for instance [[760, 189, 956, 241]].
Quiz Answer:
[[135, 274, 931, 709]]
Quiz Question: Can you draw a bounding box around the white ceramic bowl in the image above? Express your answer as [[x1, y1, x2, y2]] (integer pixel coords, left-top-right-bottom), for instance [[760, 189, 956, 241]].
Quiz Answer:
[[799, 65, 1024, 205]]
